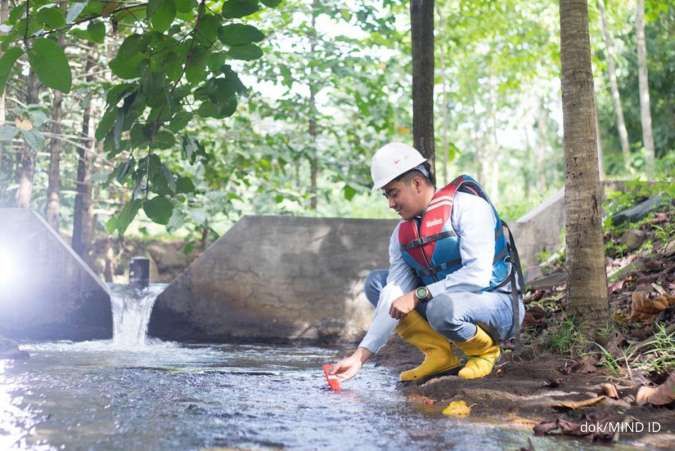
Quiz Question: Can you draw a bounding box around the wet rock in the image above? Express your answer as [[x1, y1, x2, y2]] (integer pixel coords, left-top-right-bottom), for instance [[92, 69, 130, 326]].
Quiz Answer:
[[612, 195, 664, 225], [620, 229, 648, 251]]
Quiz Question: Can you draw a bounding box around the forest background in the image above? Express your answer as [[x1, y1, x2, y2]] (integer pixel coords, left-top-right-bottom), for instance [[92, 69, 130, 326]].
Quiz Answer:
[[0, 0, 672, 274]]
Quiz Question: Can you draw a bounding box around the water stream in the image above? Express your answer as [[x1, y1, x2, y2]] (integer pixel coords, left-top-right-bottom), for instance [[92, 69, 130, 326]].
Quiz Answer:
[[0, 285, 616, 450]]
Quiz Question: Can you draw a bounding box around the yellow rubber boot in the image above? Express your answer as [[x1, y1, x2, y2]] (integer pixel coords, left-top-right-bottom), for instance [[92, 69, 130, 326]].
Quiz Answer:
[[395, 311, 461, 382], [455, 326, 501, 379]]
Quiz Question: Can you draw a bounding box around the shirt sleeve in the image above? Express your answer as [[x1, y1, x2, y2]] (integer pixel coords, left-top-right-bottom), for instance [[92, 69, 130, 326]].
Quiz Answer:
[[427, 192, 497, 297], [358, 223, 418, 354]]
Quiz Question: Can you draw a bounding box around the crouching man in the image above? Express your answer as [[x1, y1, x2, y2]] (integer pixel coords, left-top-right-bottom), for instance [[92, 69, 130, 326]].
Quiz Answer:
[[332, 142, 524, 383]]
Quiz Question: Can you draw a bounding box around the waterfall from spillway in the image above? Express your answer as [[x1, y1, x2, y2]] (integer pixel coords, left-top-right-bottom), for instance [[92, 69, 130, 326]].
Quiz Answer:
[[108, 284, 167, 348]]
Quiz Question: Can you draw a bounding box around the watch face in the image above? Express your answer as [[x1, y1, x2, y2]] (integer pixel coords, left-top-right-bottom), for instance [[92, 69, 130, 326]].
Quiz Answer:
[[416, 287, 428, 300]]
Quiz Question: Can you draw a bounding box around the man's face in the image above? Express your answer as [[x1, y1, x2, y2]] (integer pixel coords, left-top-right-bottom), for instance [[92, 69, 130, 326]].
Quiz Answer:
[[382, 178, 424, 220]]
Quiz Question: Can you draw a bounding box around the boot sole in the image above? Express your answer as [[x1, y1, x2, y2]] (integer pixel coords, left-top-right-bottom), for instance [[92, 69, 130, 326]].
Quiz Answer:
[[400, 364, 462, 386]]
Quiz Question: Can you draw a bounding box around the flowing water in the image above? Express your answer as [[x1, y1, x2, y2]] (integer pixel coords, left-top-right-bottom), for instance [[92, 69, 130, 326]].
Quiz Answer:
[[0, 285, 612, 450]]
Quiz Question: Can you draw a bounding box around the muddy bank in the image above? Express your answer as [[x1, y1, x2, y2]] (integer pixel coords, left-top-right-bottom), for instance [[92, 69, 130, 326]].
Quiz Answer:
[[371, 337, 675, 448]]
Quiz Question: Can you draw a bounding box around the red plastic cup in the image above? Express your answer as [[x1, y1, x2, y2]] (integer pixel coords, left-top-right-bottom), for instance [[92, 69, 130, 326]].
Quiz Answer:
[[322, 364, 341, 392]]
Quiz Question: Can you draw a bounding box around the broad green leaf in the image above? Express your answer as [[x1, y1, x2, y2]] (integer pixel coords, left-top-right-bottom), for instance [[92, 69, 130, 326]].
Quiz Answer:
[[196, 14, 221, 45], [148, 0, 176, 33], [176, 0, 197, 13], [186, 47, 208, 84], [37, 7, 66, 29], [28, 38, 72, 93], [87, 20, 105, 43], [176, 176, 196, 193], [169, 111, 193, 132], [226, 43, 262, 61], [221, 0, 259, 19], [143, 196, 173, 225], [261, 0, 282, 6], [109, 34, 146, 79], [111, 157, 136, 183], [0, 47, 23, 95], [95, 108, 117, 140], [107, 199, 142, 234], [66, 2, 86, 23], [218, 24, 265, 46], [22, 129, 45, 150], [151, 130, 176, 149]]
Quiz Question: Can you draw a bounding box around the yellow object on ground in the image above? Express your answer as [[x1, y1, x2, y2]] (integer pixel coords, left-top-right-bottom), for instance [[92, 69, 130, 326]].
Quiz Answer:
[[455, 326, 501, 379], [442, 400, 471, 417], [395, 311, 461, 382]]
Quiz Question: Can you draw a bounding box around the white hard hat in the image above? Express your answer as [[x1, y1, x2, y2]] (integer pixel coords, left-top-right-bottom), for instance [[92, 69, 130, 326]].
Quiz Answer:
[[370, 142, 427, 190]]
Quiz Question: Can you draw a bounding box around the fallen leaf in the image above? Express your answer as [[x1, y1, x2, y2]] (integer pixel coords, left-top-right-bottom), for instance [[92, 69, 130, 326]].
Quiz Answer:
[[15, 117, 32, 130], [630, 291, 671, 320], [600, 383, 619, 399], [442, 400, 471, 417], [555, 396, 606, 410], [576, 355, 599, 374], [636, 372, 675, 406]]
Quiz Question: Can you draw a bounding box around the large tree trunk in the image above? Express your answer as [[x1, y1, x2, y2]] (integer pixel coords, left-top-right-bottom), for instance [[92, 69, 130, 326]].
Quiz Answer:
[[597, 0, 630, 168], [15, 70, 39, 208], [308, 0, 318, 211], [436, 1, 449, 187], [410, 0, 435, 173], [635, 0, 655, 178], [46, 2, 67, 230], [559, 0, 608, 326], [72, 53, 96, 261]]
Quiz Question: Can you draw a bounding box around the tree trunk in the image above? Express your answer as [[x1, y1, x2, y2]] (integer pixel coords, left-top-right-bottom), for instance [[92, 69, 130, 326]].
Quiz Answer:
[[308, 0, 318, 211], [15, 70, 39, 208], [635, 0, 655, 178], [410, 0, 435, 172], [597, 0, 630, 168], [46, 2, 67, 230], [594, 94, 605, 180], [436, 1, 449, 186], [559, 0, 608, 325], [0, 0, 8, 175], [72, 53, 96, 261]]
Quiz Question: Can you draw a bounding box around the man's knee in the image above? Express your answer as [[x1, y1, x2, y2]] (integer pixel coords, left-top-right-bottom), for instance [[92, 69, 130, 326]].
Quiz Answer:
[[364, 269, 387, 308], [426, 295, 462, 332]]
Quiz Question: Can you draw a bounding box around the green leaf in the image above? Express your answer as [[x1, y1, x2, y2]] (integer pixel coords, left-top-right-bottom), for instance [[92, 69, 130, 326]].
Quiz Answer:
[[111, 157, 136, 183], [95, 108, 117, 140], [221, 0, 259, 19], [169, 111, 193, 132], [176, 0, 196, 13], [176, 176, 196, 193], [218, 24, 265, 46], [151, 130, 176, 149], [343, 184, 357, 201], [107, 199, 142, 235], [261, 0, 282, 6], [109, 34, 146, 79], [186, 47, 208, 84], [28, 38, 72, 93], [87, 20, 105, 43], [226, 43, 262, 61], [148, 0, 176, 33], [37, 7, 66, 29], [0, 47, 22, 95], [143, 196, 173, 225], [196, 14, 221, 45]]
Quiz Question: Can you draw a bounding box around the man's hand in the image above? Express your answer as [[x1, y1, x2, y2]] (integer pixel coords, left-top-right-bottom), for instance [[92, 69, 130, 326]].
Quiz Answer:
[[389, 290, 418, 320], [330, 347, 372, 382]]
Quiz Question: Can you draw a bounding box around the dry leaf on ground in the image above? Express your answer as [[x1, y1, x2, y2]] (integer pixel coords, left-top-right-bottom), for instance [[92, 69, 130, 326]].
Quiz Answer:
[[600, 383, 619, 399], [630, 291, 673, 320], [636, 373, 675, 406], [555, 396, 606, 410]]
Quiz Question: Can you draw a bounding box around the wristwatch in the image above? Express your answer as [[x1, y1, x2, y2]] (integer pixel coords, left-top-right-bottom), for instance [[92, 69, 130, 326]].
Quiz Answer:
[[415, 286, 431, 302]]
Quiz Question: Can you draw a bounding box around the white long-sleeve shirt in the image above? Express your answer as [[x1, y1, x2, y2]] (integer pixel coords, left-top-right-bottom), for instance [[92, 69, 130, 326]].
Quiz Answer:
[[359, 191, 499, 353]]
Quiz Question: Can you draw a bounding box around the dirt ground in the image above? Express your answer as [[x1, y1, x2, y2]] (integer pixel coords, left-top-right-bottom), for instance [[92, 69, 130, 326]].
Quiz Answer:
[[372, 336, 675, 448]]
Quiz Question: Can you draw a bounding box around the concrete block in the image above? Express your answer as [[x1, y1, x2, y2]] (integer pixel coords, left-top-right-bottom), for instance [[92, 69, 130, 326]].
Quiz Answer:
[[0, 209, 112, 340], [149, 216, 397, 343]]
